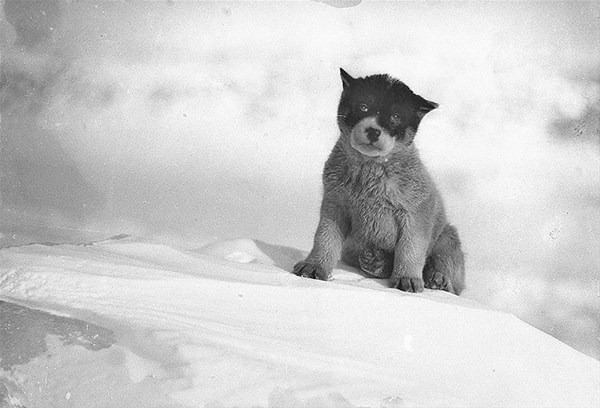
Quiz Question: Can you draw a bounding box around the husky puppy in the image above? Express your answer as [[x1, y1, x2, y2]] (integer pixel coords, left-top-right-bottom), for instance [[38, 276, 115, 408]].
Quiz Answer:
[[293, 69, 465, 294]]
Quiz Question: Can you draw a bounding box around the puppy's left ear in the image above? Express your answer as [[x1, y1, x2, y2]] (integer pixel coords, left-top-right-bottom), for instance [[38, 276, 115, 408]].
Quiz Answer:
[[414, 94, 438, 121], [404, 94, 438, 145]]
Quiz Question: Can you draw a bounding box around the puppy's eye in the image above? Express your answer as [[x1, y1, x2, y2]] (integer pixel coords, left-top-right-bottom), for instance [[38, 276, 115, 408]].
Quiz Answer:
[[358, 103, 369, 112], [391, 113, 401, 121]]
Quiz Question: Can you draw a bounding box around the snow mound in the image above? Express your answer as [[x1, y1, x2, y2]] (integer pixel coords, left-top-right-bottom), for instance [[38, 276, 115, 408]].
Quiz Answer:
[[196, 238, 304, 272], [1, 236, 598, 408]]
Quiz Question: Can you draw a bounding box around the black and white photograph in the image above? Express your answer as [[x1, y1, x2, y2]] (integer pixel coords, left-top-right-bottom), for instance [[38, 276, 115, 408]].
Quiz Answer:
[[1, 1, 599, 407]]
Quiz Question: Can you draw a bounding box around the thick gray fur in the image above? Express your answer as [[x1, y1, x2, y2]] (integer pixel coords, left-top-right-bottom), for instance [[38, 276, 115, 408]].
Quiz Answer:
[[293, 76, 465, 295]]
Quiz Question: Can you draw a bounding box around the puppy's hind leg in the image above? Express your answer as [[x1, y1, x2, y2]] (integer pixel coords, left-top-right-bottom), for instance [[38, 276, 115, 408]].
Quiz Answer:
[[423, 224, 465, 295], [342, 238, 392, 278]]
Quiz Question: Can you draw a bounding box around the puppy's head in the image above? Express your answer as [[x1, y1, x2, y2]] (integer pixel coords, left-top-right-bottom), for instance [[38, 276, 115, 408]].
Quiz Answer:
[[337, 68, 438, 159]]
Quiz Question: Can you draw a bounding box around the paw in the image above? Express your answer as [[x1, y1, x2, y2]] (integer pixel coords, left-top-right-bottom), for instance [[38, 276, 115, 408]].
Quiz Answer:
[[390, 276, 424, 293], [292, 261, 331, 281], [358, 248, 387, 277], [425, 272, 454, 293]]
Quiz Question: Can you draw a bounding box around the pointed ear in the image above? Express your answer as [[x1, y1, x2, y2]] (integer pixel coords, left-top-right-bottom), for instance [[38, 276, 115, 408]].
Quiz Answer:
[[406, 94, 438, 141], [413, 94, 438, 121], [340, 68, 355, 89]]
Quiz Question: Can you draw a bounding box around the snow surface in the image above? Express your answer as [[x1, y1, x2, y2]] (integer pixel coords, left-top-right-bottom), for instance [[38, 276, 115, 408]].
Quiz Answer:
[[1, 1, 599, 406], [1, 235, 599, 408], [1, 0, 599, 362]]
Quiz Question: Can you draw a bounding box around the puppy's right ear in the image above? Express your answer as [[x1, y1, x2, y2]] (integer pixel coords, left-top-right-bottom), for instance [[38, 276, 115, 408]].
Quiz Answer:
[[340, 68, 355, 89]]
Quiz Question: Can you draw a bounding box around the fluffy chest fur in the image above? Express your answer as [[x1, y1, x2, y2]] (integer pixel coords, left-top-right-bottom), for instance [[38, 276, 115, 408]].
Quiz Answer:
[[344, 162, 403, 249], [323, 142, 435, 251]]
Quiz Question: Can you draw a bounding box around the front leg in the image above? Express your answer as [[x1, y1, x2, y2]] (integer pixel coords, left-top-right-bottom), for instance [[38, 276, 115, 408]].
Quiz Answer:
[[389, 215, 432, 293], [293, 199, 349, 281]]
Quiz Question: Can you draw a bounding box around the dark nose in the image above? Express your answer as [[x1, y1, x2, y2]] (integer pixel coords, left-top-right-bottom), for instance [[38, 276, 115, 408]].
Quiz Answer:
[[366, 127, 381, 143]]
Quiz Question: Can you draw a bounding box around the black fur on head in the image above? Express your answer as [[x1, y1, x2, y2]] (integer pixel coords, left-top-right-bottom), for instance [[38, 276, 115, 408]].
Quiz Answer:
[[337, 68, 438, 145]]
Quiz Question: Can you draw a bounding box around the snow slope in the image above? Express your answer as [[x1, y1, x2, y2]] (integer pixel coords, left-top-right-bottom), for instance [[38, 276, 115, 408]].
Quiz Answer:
[[1, 0, 599, 360], [1, 236, 598, 408]]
